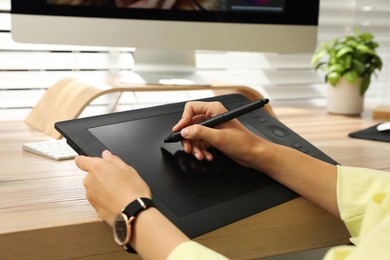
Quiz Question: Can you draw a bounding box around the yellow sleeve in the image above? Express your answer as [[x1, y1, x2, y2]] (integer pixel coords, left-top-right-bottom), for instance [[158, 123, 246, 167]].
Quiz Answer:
[[167, 241, 228, 260], [323, 166, 390, 260], [336, 165, 390, 238], [324, 192, 390, 260]]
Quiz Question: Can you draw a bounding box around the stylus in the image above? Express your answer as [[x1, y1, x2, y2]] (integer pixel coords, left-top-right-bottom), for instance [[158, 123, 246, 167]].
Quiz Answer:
[[163, 98, 270, 143]]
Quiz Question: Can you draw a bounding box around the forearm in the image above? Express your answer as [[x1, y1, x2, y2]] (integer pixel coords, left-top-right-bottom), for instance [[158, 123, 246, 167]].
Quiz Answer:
[[131, 208, 190, 259], [251, 141, 340, 217]]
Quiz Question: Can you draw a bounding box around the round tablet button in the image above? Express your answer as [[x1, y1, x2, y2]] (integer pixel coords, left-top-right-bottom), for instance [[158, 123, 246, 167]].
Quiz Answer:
[[267, 125, 289, 138], [273, 129, 285, 137]]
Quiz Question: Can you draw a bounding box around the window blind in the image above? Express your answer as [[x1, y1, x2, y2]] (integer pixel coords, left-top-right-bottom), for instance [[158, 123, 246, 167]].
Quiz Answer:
[[1, 0, 389, 120]]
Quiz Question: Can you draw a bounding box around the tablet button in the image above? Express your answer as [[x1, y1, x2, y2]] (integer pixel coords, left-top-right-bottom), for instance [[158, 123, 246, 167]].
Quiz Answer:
[[292, 143, 302, 148], [273, 129, 285, 137], [267, 126, 289, 138]]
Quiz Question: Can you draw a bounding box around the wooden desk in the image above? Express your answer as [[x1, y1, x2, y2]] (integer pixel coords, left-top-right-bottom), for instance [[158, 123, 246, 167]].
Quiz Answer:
[[1, 103, 389, 259]]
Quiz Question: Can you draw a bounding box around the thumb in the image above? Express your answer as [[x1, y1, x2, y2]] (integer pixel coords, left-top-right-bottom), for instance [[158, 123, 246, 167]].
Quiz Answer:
[[101, 150, 130, 170], [181, 125, 222, 147]]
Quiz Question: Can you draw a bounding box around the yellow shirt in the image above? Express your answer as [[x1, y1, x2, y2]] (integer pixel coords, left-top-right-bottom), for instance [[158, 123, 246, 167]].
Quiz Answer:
[[168, 166, 390, 260], [167, 241, 228, 260], [324, 166, 390, 260]]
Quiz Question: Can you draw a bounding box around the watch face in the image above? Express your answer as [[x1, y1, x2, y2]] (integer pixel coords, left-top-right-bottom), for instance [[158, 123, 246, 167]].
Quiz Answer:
[[113, 213, 131, 245]]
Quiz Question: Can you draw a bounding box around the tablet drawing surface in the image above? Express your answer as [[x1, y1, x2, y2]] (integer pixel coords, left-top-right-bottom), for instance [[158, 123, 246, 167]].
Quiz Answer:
[[89, 115, 274, 217]]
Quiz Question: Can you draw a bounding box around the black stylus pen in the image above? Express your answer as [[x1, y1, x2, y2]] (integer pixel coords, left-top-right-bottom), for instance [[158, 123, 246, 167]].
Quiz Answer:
[[163, 98, 269, 143]]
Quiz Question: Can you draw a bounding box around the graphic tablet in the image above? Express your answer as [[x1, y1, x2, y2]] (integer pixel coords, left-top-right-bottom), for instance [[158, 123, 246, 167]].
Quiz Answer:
[[55, 94, 337, 238]]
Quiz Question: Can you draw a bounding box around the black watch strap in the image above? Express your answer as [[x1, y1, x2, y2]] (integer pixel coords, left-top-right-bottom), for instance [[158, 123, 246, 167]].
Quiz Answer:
[[123, 243, 137, 254], [122, 197, 154, 218], [121, 197, 154, 254]]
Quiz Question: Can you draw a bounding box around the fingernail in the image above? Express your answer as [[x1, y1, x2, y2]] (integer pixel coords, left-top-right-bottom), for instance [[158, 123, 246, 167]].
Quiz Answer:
[[102, 150, 112, 157], [181, 127, 189, 137], [194, 151, 199, 159]]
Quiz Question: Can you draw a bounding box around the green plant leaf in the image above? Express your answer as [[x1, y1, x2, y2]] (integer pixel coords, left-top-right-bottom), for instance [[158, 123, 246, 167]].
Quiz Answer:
[[311, 50, 327, 65], [327, 72, 340, 86], [344, 71, 358, 83], [356, 44, 375, 55], [374, 56, 383, 71], [358, 32, 373, 41], [360, 74, 370, 95], [351, 59, 365, 75], [345, 38, 358, 48], [328, 64, 344, 73], [320, 42, 330, 49], [330, 56, 337, 65], [314, 61, 327, 71], [344, 55, 352, 69], [336, 46, 353, 58]]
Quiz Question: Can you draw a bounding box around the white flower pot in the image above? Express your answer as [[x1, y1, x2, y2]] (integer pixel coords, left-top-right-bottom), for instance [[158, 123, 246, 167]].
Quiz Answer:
[[327, 77, 364, 115]]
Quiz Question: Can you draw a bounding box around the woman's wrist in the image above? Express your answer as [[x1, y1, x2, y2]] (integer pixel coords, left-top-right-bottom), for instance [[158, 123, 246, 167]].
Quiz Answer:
[[130, 207, 189, 259], [249, 140, 340, 216], [245, 137, 278, 172]]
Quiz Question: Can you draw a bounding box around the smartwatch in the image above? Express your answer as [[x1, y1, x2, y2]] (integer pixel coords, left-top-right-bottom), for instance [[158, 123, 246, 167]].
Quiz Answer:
[[113, 197, 154, 253]]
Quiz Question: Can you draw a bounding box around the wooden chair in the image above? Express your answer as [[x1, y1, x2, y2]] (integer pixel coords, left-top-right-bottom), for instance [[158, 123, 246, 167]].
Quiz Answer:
[[25, 77, 276, 139]]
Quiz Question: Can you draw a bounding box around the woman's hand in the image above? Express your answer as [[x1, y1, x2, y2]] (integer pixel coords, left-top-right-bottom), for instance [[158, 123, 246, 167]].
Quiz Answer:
[[172, 101, 270, 168], [75, 150, 151, 226], [173, 100, 340, 217]]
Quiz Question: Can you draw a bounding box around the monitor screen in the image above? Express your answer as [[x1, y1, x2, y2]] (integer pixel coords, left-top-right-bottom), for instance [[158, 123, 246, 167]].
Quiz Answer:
[[11, 0, 320, 85]]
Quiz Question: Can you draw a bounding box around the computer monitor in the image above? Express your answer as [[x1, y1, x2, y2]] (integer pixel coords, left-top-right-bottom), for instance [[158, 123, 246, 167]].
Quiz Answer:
[[11, 0, 319, 85]]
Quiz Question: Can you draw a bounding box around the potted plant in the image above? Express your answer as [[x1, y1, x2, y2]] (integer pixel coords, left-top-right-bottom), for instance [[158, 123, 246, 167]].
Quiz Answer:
[[311, 30, 383, 115]]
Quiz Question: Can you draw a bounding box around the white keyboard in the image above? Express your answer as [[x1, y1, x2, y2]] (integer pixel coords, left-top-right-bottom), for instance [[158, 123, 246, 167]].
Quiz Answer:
[[23, 139, 78, 161]]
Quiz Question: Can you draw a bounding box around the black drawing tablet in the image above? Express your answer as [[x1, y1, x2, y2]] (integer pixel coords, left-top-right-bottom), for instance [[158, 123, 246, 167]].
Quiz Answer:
[[55, 94, 337, 238]]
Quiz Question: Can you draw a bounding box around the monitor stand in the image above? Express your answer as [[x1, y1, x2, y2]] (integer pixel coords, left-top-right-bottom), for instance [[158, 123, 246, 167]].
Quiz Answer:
[[121, 49, 210, 86]]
